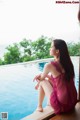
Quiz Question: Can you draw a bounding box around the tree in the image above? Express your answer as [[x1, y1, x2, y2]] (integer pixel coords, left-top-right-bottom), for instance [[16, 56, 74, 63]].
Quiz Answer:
[[0, 36, 80, 65], [19, 39, 33, 61], [31, 36, 51, 59], [0, 58, 4, 65], [4, 43, 21, 64], [68, 42, 80, 56]]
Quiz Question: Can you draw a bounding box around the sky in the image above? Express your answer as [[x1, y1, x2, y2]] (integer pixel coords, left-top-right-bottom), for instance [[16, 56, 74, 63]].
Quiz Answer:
[[0, 0, 80, 46]]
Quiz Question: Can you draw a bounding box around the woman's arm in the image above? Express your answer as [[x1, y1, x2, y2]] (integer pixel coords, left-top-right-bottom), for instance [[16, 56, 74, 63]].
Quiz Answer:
[[46, 74, 52, 80], [37, 63, 51, 81]]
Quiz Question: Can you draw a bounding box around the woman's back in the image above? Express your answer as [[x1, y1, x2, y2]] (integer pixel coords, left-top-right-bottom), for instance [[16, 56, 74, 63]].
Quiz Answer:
[[50, 61, 77, 114]]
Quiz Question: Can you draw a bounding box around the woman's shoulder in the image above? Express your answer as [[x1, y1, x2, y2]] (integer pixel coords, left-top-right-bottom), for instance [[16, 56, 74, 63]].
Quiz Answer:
[[45, 61, 57, 70], [50, 60, 65, 73], [44, 62, 52, 68]]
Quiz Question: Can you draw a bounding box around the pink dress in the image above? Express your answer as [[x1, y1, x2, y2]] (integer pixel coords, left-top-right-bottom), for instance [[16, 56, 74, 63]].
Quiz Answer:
[[50, 61, 77, 114]]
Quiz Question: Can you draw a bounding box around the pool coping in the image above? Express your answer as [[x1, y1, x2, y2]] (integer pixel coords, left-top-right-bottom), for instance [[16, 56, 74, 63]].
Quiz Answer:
[[0, 56, 79, 68], [21, 105, 55, 120]]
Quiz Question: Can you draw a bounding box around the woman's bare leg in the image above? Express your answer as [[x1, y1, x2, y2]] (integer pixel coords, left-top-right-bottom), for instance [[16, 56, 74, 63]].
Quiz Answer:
[[37, 80, 53, 111], [36, 86, 45, 112]]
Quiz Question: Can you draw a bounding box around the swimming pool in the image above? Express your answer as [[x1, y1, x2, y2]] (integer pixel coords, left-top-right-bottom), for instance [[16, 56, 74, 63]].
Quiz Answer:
[[0, 57, 79, 120]]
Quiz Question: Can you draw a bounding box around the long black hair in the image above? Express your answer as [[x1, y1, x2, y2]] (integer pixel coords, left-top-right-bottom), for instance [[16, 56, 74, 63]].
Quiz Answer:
[[53, 39, 75, 81]]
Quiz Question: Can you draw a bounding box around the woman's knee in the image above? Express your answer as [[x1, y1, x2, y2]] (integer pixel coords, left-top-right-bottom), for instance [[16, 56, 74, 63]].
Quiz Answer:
[[39, 80, 48, 86], [39, 80, 44, 87], [39, 80, 53, 90]]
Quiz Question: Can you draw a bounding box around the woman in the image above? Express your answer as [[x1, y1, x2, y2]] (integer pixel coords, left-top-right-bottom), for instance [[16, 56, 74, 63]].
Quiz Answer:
[[33, 39, 77, 114]]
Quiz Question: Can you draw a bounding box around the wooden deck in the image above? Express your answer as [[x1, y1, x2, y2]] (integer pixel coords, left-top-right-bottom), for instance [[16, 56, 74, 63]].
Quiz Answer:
[[49, 102, 80, 120]]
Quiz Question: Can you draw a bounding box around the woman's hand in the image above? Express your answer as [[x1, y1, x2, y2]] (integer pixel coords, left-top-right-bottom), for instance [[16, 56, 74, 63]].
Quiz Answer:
[[33, 74, 41, 90], [33, 63, 51, 82], [33, 74, 41, 82], [46, 74, 52, 81]]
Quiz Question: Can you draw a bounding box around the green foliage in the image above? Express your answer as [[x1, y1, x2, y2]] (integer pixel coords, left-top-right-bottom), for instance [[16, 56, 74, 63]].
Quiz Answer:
[[20, 39, 32, 55], [0, 59, 5, 65], [0, 36, 80, 65], [67, 42, 80, 56], [31, 36, 51, 59], [3, 43, 21, 64]]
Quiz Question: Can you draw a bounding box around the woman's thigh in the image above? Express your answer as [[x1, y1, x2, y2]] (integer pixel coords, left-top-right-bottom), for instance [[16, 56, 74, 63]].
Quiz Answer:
[[39, 80, 53, 98]]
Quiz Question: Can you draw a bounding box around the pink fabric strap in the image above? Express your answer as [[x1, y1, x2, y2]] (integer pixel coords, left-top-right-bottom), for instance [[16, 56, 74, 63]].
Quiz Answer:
[[51, 61, 62, 74]]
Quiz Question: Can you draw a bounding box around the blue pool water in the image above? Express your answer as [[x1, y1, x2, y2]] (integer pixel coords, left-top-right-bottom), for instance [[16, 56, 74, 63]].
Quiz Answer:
[[0, 57, 79, 120]]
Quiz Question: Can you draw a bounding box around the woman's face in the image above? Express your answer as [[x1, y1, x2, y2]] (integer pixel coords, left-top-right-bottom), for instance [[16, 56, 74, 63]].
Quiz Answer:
[[49, 42, 59, 57]]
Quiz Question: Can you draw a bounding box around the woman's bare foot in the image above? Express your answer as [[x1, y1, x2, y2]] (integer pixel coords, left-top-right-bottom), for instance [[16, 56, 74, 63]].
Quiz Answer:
[[36, 105, 43, 112]]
